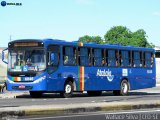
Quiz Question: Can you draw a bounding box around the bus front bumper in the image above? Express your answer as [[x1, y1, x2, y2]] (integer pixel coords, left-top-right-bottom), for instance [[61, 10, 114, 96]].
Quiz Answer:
[[6, 76, 47, 91]]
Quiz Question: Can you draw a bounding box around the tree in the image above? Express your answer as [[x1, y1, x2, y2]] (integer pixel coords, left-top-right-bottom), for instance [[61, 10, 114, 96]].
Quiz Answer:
[[79, 35, 103, 44], [104, 26, 154, 48], [130, 29, 148, 47], [130, 29, 154, 48], [104, 26, 132, 45], [78, 26, 154, 48]]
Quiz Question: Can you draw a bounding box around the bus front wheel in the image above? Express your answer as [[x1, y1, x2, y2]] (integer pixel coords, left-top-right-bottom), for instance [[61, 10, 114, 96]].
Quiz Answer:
[[29, 91, 43, 98], [60, 81, 73, 98], [113, 79, 129, 96]]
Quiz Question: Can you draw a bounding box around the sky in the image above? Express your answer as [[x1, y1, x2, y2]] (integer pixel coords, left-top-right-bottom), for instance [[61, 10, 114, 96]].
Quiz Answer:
[[0, 0, 160, 47]]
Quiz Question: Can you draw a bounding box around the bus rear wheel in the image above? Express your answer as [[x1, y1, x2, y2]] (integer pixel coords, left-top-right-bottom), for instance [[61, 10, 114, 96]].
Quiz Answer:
[[29, 91, 43, 98], [60, 81, 73, 98], [87, 91, 102, 96], [113, 79, 129, 96]]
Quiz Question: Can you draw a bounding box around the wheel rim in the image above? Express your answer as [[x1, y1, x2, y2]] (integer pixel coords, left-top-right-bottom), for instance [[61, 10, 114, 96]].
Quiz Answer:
[[65, 84, 72, 94], [122, 82, 128, 93]]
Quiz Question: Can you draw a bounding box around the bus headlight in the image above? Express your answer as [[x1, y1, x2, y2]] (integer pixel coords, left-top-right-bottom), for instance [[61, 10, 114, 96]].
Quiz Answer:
[[7, 79, 14, 83]]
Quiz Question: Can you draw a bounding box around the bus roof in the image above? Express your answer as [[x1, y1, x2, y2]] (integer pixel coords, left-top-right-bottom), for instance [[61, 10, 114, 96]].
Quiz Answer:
[[9, 39, 154, 52]]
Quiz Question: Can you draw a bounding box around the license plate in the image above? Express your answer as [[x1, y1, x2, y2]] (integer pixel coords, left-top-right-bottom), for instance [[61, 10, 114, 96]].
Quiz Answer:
[[19, 85, 26, 89]]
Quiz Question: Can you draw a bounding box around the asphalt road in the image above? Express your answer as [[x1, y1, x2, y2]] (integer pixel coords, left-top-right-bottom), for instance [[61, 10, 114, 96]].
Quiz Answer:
[[18, 109, 160, 120], [0, 86, 160, 107]]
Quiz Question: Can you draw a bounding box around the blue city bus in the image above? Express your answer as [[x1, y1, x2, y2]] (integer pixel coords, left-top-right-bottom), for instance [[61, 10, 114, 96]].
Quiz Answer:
[[2, 39, 156, 98]]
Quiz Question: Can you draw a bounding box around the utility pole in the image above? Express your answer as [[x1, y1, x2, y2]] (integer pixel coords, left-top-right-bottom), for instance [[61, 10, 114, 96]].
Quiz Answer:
[[9, 35, 12, 41]]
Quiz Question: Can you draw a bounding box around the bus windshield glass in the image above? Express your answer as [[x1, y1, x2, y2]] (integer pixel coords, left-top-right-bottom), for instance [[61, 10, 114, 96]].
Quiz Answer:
[[8, 49, 46, 72]]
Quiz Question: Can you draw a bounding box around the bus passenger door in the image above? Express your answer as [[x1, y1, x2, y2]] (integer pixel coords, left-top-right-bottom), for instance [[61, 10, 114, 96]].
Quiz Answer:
[[47, 45, 61, 91]]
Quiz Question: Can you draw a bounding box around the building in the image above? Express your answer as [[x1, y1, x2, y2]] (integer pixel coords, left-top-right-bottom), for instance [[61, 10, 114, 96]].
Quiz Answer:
[[0, 47, 7, 81], [155, 46, 160, 84]]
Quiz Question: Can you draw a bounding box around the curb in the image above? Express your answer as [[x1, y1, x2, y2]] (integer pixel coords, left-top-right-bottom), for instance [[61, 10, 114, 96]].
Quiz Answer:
[[1, 102, 160, 118], [25, 103, 160, 116]]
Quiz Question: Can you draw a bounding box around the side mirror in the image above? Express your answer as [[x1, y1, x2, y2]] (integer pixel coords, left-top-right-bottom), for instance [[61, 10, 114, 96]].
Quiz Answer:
[[2, 48, 8, 64]]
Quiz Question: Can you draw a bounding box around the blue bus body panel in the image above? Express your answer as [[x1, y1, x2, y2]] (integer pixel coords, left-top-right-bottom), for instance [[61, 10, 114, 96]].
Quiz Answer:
[[84, 67, 120, 90], [46, 66, 156, 91]]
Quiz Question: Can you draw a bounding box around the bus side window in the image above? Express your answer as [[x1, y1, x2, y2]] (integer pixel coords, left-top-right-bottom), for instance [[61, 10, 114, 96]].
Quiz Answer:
[[145, 52, 151, 68], [79, 47, 91, 66], [121, 50, 129, 67], [108, 50, 116, 67], [63, 47, 76, 65], [133, 51, 140, 67], [93, 49, 102, 66]]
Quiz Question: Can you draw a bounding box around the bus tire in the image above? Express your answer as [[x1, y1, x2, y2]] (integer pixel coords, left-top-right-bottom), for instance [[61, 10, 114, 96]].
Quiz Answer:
[[113, 79, 129, 96], [60, 81, 73, 98], [87, 91, 102, 96], [29, 91, 42, 98]]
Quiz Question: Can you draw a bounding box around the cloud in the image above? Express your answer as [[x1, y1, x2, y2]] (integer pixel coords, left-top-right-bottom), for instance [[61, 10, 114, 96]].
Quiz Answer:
[[153, 11, 160, 16]]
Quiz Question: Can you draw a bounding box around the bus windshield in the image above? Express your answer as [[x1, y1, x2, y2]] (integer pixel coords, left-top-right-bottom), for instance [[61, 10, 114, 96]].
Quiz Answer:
[[8, 49, 46, 72]]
